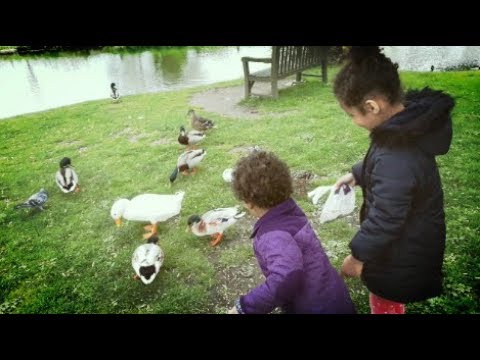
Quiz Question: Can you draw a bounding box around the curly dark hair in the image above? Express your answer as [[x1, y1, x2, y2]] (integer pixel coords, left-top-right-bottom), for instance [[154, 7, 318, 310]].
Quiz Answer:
[[333, 46, 403, 112], [232, 151, 292, 209]]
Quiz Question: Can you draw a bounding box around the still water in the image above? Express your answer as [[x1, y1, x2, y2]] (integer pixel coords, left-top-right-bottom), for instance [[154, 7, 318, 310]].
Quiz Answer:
[[0, 46, 478, 120], [0, 46, 271, 120]]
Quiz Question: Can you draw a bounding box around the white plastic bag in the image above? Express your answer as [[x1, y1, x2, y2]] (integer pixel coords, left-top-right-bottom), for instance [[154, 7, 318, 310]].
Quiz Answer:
[[319, 184, 355, 223], [307, 186, 331, 205]]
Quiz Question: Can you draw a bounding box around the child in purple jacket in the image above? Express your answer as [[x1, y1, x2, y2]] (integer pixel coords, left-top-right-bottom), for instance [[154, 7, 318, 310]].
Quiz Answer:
[[228, 151, 356, 314]]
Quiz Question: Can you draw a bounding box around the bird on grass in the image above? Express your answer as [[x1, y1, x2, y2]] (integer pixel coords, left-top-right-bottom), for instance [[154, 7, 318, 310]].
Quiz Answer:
[[15, 188, 48, 211], [177, 125, 206, 150], [110, 191, 185, 239], [169, 149, 206, 184], [55, 157, 80, 193], [132, 234, 164, 285], [187, 109, 215, 131], [187, 206, 245, 246]]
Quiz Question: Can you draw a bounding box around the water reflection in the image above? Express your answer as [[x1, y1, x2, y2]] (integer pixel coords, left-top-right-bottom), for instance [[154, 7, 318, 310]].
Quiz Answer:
[[0, 46, 478, 120], [0, 46, 271, 120]]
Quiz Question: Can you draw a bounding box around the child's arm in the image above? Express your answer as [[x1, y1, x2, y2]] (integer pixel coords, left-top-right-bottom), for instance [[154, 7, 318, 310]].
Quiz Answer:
[[351, 160, 364, 187], [349, 151, 416, 263], [236, 231, 304, 314], [335, 160, 362, 190]]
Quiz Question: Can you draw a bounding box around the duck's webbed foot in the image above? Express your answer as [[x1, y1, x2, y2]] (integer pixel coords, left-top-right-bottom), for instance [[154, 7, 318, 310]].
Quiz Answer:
[[210, 233, 224, 247]]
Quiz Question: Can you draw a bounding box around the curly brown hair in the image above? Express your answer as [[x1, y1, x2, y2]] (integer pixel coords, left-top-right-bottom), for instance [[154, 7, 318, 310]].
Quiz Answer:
[[232, 151, 293, 209]]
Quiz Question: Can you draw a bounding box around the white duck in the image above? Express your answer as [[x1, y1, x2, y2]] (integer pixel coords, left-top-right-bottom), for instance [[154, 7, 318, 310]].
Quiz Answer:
[[132, 234, 164, 285], [55, 157, 80, 193], [187, 206, 246, 246], [169, 149, 206, 184], [111, 191, 185, 239]]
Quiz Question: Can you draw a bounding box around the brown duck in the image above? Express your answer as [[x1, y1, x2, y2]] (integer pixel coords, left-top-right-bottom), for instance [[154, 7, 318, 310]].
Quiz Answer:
[[187, 109, 215, 131]]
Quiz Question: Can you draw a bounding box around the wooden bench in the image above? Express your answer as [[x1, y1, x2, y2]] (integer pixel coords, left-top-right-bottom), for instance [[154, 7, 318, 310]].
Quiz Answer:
[[241, 46, 329, 99]]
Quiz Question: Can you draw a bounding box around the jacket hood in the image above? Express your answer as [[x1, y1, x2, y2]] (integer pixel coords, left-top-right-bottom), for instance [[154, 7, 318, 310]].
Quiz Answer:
[[371, 87, 454, 156]]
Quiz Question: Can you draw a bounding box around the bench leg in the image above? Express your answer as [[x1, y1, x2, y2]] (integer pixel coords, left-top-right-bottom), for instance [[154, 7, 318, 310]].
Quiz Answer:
[[321, 60, 328, 83], [296, 72, 302, 82], [271, 79, 279, 98], [244, 79, 254, 99]]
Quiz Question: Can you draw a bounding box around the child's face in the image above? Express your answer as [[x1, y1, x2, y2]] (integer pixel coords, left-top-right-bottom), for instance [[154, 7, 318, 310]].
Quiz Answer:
[[340, 98, 392, 131], [243, 202, 269, 219]]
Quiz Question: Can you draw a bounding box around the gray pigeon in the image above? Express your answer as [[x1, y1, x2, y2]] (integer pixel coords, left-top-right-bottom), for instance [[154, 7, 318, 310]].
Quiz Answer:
[[15, 188, 48, 210]]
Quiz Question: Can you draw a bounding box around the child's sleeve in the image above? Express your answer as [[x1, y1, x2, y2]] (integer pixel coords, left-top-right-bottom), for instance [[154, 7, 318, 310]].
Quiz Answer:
[[350, 152, 416, 262], [238, 231, 304, 314], [352, 160, 364, 187]]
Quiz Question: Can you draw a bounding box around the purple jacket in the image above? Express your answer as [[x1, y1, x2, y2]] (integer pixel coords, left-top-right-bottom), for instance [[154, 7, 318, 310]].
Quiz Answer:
[[239, 198, 356, 314]]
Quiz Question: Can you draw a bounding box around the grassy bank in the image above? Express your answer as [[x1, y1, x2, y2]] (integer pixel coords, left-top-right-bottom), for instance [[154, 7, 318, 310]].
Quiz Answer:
[[0, 69, 478, 313]]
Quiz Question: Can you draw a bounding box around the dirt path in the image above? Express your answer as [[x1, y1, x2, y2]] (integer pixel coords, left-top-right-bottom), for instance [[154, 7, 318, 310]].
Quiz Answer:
[[189, 79, 295, 119]]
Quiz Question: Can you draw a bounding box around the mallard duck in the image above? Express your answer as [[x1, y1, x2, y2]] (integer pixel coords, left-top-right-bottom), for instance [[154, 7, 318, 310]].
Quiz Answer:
[[132, 234, 164, 285], [169, 149, 206, 184], [110, 191, 185, 239], [110, 82, 120, 101], [187, 206, 245, 246], [187, 109, 215, 131], [15, 188, 48, 211], [55, 157, 80, 193], [177, 125, 205, 150]]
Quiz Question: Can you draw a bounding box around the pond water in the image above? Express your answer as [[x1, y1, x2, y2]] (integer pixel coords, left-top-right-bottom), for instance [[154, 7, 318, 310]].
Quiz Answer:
[[0, 46, 271, 120], [0, 46, 478, 120]]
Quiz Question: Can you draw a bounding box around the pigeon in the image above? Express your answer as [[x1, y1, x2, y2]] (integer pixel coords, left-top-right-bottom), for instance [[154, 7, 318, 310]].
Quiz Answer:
[[15, 188, 48, 210]]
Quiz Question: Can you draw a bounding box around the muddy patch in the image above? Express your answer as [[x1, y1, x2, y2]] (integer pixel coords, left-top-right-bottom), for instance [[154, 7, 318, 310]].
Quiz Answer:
[[151, 138, 171, 146], [58, 140, 81, 147], [292, 170, 318, 197], [113, 127, 148, 143], [228, 145, 264, 158], [189, 79, 295, 120], [200, 215, 262, 313], [203, 215, 284, 314], [128, 134, 147, 143]]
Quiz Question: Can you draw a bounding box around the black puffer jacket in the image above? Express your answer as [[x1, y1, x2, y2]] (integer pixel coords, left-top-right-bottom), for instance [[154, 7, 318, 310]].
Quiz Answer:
[[351, 87, 454, 303]]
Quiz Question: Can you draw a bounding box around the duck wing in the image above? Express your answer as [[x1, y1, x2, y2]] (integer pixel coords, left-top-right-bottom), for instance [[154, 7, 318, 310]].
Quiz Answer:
[[202, 206, 244, 224]]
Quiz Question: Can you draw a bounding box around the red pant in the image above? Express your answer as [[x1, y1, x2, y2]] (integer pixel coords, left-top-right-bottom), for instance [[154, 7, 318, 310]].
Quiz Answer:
[[369, 293, 405, 314]]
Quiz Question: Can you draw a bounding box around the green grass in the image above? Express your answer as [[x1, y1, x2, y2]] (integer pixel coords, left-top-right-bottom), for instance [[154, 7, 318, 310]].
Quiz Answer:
[[0, 68, 479, 314]]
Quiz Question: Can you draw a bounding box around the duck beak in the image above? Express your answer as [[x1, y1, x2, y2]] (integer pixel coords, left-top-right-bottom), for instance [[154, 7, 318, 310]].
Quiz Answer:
[[115, 218, 122, 227]]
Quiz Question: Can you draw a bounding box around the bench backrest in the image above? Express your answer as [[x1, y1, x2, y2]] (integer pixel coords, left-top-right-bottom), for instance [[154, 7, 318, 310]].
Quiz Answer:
[[272, 46, 328, 77]]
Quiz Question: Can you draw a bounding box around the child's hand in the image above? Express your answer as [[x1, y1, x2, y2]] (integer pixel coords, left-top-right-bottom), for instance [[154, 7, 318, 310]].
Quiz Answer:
[[228, 306, 239, 314], [341, 255, 363, 278], [335, 173, 356, 190]]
